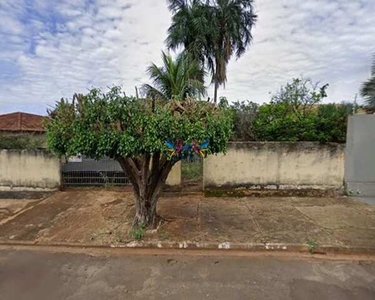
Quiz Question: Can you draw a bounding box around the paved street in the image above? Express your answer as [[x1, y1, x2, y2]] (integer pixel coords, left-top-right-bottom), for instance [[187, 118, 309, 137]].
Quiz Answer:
[[0, 247, 374, 300]]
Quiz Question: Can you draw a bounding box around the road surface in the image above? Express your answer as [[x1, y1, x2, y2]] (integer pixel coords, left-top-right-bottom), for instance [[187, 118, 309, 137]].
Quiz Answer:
[[0, 247, 374, 299]]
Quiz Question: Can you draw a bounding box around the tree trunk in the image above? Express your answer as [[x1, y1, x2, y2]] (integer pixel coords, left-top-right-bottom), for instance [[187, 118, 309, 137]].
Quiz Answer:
[[133, 194, 158, 228], [214, 80, 219, 104], [116, 153, 174, 229]]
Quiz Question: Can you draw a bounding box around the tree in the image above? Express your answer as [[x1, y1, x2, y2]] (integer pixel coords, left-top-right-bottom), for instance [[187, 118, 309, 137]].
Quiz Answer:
[[230, 99, 258, 140], [166, 0, 212, 65], [142, 52, 206, 101], [167, 0, 257, 103], [314, 103, 356, 143], [252, 77, 353, 142], [270, 77, 329, 119], [360, 54, 375, 111], [46, 87, 233, 228], [254, 77, 328, 141]]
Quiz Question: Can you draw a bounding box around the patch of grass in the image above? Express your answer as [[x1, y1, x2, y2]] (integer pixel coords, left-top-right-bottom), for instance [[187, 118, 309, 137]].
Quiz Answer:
[[130, 224, 146, 241], [306, 239, 318, 254], [181, 159, 203, 182]]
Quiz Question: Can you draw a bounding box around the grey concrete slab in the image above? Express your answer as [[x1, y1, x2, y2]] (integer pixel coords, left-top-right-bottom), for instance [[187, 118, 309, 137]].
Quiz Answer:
[[352, 197, 375, 206]]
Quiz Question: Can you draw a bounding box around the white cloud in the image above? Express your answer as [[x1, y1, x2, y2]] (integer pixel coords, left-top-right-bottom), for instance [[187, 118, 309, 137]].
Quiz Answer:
[[0, 0, 374, 114]]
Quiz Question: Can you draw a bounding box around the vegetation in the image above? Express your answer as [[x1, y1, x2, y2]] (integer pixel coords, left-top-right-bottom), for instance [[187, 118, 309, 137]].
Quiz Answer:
[[230, 100, 258, 141], [142, 52, 206, 101], [46, 87, 233, 228], [130, 224, 147, 241], [181, 159, 203, 182], [360, 53, 375, 111], [230, 77, 356, 143], [0, 134, 44, 149], [166, 0, 257, 103]]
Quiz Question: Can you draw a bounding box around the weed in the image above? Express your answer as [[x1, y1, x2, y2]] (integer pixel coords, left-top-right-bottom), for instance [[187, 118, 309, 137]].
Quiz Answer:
[[306, 239, 318, 254], [130, 224, 146, 241]]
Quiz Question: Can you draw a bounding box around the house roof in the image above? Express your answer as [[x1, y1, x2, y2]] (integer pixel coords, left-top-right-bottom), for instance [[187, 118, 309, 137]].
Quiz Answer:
[[0, 112, 46, 132]]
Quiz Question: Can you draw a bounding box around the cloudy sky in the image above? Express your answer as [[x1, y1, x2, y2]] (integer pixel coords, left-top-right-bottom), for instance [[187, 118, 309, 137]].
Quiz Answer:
[[0, 0, 374, 115]]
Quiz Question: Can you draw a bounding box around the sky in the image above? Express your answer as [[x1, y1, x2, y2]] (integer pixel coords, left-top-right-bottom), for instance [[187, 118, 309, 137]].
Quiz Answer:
[[0, 0, 374, 115]]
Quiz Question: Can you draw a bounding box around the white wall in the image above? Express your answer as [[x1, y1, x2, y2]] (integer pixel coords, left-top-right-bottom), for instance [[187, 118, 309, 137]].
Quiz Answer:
[[204, 142, 345, 190], [0, 149, 61, 191]]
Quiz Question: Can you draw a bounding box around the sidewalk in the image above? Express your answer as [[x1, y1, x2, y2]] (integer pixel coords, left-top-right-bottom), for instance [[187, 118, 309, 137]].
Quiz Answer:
[[0, 190, 374, 253]]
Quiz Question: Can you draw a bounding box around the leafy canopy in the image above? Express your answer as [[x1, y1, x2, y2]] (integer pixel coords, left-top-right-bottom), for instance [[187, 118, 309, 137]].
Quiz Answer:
[[360, 53, 375, 110], [166, 0, 257, 102], [227, 77, 355, 143], [142, 51, 206, 101], [46, 86, 233, 160]]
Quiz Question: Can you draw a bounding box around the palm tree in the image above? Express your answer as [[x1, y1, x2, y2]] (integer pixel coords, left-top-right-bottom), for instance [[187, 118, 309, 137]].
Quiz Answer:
[[166, 0, 213, 66], [142, 51, 206, 101], [167, 0, 257, 103], [360, 54, 375, 110]]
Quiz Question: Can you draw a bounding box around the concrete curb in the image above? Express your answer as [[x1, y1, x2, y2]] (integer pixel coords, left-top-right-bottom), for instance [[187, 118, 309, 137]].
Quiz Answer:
[[1, 240, 375, 256]]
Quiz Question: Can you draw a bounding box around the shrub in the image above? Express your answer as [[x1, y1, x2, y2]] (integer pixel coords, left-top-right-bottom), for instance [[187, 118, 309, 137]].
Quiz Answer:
[[0, 134, 44, 149], [228, 77, 354, 143]]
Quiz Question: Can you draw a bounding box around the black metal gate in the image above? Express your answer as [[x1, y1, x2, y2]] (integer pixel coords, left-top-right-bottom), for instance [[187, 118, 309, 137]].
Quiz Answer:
[[61, 157, 130, 187]]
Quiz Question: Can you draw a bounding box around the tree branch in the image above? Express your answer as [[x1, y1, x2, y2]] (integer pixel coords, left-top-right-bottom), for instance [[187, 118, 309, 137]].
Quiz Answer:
[[142, 154, 151, 186]]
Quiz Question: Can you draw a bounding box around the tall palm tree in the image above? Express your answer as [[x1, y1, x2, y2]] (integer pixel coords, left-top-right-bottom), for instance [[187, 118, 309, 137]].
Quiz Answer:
[[166, 0, 213, 66], [167, 0, 257, 103], [360, 54, 375, 110], [142, 51, 206, 101]]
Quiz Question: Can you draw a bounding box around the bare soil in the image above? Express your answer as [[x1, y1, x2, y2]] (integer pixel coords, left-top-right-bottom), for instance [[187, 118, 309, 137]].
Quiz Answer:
[[0, 190, 374, 250]]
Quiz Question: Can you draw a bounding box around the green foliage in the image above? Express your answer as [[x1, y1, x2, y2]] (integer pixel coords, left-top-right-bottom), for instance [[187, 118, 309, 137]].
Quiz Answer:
[[46, 86, 233, 160], [181, 159, 203, 182], [360, 53, 375, 110], [306, 239, 318, 254], [229, 77, 354, 143], [271, 77, 328, 109], [254, 102, 316, 142], [314, 103, 355, 143], [0, 134, 44, 149], [142, 52, 206, 101], [166, 0, 257, 102], [230, 99, 259, 140], [130, 224, 146, 241]]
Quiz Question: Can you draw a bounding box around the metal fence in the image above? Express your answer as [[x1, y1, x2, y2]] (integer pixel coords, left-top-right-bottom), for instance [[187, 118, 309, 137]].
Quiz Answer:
[[61, 157, 131, 186]]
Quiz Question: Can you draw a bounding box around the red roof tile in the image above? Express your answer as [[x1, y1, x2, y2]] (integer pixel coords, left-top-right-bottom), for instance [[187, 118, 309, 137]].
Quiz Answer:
[[0, 112, 46, 132]]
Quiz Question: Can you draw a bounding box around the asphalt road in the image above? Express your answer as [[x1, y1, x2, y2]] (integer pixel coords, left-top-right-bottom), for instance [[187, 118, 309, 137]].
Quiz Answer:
[[0, 247, 375, 300]]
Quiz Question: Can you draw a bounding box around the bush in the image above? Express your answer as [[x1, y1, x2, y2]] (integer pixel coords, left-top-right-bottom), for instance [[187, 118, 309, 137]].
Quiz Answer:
[[252, 103, 353, 143], [0, 134, 44, 149], [314, 104, 354, 143], [230, 100, 258, 140], [253, 102, 318, 141], [228, 77, 355, 143]]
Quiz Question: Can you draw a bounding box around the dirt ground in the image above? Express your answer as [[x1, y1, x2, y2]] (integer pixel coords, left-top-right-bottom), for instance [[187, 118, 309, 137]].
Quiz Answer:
[[0, 189, 375, 249]]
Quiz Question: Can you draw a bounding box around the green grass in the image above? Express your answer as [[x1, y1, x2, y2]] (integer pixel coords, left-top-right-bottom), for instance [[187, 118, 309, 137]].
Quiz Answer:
[[130, 224, 146, 241], [181, 159, 203, 182]]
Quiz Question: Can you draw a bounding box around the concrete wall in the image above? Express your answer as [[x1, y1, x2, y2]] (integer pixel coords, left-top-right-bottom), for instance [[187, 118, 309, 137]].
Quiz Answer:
[[345, 115, 375, 196], [0, 149, 61, 191], [204, 142, 345, 190], [166, 161, 181, 187]]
